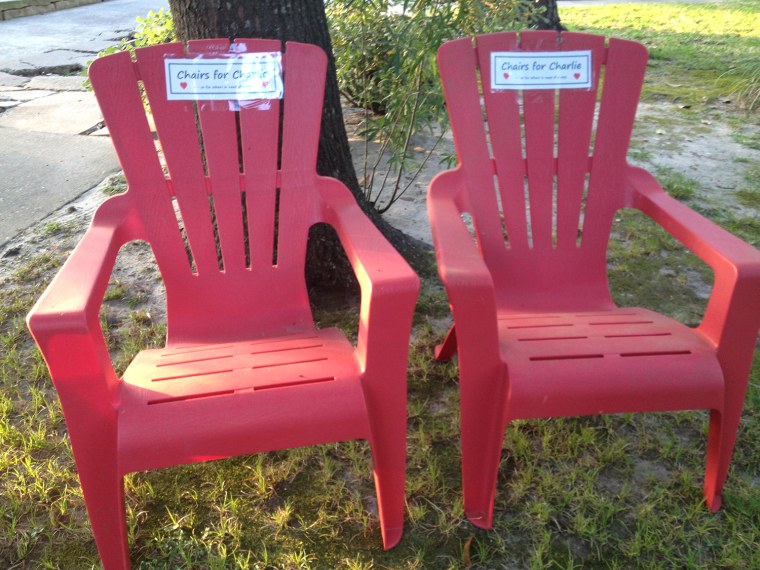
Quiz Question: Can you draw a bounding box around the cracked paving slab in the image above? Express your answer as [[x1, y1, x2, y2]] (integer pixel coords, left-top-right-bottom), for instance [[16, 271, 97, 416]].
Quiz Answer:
[[0, 127, 119, 246], [0, 89, 53, 102], [0, 71, 29, 88], [26, 74, 87, 91], [0, 90, 103, 134], [0, 0, 168, 73]]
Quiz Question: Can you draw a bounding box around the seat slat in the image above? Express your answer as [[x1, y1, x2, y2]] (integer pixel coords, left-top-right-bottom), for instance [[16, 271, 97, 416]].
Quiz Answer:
[[118, 327, 368, 474], [499, 307, 723, 418], [505, 350, 723, 420], [122, 328, 357, 399], [500, 308, 709, 357]]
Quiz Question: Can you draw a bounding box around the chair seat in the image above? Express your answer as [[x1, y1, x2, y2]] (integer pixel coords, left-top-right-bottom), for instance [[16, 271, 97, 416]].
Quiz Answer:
[[501, 307, 724, 419], [118, 328, 370, 473]]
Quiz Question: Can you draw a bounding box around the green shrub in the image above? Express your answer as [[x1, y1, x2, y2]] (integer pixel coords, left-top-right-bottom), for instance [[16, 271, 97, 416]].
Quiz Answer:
[[84, 9, 175, 90], [101, 8, 175, 57], [326, 0, 538, 211]]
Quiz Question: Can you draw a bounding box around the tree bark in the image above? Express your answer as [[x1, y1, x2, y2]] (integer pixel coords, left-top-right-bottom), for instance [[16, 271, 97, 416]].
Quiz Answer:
[[168, 0, 426, 291], [533, 0, 565, 31]]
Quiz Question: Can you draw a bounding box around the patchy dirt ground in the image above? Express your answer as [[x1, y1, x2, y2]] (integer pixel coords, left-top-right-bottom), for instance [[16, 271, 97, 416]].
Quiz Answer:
[[631, 102, 760, 215], [351, 100, 760, 246]]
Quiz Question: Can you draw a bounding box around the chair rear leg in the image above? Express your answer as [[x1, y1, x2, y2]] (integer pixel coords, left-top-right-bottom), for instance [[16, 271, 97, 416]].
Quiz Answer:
[[703, 404, 743, 512], [435, 325, 457, 361]]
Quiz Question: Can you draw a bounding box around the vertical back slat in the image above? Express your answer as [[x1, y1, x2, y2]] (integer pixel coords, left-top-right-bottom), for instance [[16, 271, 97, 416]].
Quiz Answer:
[[188, 38, 247, 273], [518, 30, 560, 251], [280, 42, 323, 177], [87, 50, 189, 278], [136, 43, 219, 275], [555, 33, 606, 249], [437, 38, 505, 264], [476, 33, 529, 251], [236, 38, 283, 268], [277, 41, 326, 266], [582, 38, 648, 250]]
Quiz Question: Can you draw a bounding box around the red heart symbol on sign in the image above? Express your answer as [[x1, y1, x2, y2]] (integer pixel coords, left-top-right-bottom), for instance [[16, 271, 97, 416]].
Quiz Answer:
[[180, 81, 188, 89], [263, 81, 269, 88], [503, 72, 510, 79], [573, 73, 580, 79]]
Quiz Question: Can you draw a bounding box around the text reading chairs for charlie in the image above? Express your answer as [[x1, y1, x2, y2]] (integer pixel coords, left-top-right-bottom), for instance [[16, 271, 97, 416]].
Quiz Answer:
[[428, 31, 760, 528], [27, 40, 419, 567]]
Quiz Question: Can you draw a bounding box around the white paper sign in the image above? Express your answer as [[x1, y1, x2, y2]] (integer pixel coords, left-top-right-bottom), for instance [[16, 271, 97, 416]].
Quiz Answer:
[[165, 53, 283, 101], [490, 50, 592, 91]]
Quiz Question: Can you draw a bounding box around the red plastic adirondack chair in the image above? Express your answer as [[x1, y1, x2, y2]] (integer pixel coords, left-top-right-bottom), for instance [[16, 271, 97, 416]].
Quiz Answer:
[[26, 39, 419, 568], [429, 31, 760, 528]]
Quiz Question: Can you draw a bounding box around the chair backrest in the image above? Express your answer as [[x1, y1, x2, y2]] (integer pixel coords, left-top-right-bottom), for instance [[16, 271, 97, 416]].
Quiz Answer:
[[437, 31, 648, 310], [89, 40, 328, 343]]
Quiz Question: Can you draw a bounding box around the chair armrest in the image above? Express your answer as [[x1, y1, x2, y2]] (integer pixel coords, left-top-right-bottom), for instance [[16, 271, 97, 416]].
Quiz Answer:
[[317, 177, 420, 374], [26, 194, 135, 401], [428, 169, 500, 358], [627, 165, 760, 361], [428, 170, 495, 292]]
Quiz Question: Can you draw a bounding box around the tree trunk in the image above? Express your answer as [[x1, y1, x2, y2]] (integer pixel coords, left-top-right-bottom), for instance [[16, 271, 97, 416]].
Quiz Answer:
[[533, 0, 565, 31], [168, 0, 426, 291]]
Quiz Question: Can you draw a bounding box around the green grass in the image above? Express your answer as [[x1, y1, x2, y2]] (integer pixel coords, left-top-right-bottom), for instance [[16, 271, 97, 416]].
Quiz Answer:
[[608, 209, 712, 326], [2, 230, 759, 568], [562, 0, 760, 109], [736, 164, 760, 208], [101, 174, 128, 197], [657, 168, 699, 201], [2, 1, 760, 567], [733, 130, 760, 151]]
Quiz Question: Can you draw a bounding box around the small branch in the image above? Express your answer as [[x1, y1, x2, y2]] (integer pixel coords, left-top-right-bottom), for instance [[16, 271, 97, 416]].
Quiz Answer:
[[377, 64, 424, 214], [365, 104, 404, 204], [339, 88, 362, 109], [393, 129, 446, 201]]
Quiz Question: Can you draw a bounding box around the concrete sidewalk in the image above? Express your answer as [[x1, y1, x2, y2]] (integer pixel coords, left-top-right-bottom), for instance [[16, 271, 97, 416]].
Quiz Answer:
[[0, 0, 167, 250], [1, 0, 103, 22]]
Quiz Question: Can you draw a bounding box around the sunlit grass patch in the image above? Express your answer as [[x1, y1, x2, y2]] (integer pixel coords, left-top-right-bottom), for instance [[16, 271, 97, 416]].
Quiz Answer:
[[2, 239, 760, 567], [2, 1, 760, 565], [562, 1, 760, 108]]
